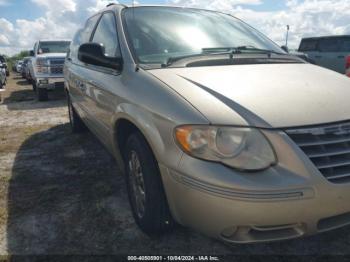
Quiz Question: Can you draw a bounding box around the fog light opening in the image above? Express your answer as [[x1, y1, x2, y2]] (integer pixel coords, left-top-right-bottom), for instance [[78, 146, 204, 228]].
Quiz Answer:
[[39, 79, 48, 85]]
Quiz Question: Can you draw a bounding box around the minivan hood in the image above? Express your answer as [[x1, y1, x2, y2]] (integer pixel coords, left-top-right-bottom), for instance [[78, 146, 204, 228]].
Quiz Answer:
[[149, 64, 350, 128]]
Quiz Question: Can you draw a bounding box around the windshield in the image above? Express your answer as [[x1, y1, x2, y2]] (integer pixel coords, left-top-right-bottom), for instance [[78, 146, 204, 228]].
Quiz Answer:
[[38, 41, 70, 54], [123, 7, 284, 65]]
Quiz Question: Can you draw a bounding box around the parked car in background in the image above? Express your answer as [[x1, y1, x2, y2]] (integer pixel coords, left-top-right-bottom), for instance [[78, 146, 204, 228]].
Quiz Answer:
[[0, 62, 6, 89], [65, 4, 350, 244], [346, 56, 350, 77], [299, 35, 350, 74], [25, 58, 33, 83], [16, 60, 23, 73], [0, 55, 10, 76], [21, 57, 33, 82], [290, 50, 315, 64], [30, 39, 71, 101], [21, 57, 31, 79]]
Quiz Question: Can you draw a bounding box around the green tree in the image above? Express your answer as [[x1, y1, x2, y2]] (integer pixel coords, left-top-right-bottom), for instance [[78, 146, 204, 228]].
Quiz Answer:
[[7, 50, 30, 70]]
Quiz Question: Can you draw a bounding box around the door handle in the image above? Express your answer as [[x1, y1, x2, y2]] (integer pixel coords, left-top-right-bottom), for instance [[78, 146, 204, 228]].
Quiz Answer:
[[338, 56, 345, 59], [79, 82, 86, 91], [75, 79, 86, 91], [315, 56, 322, 58]]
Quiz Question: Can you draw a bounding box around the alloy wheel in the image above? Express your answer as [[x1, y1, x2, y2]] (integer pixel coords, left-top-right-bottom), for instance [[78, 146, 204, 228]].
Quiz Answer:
[[128, 151, 146, 219]]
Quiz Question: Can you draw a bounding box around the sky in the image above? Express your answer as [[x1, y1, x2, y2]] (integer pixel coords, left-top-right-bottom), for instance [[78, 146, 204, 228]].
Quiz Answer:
[[0, 0, 349, 56]]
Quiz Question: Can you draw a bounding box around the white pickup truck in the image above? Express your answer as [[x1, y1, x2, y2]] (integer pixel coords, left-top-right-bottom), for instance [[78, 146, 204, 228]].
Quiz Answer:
[[29, 40, 71, 101]]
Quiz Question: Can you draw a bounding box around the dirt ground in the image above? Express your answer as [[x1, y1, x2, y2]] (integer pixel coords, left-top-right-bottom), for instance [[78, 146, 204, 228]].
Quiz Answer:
[[1, 74, 350, 256]]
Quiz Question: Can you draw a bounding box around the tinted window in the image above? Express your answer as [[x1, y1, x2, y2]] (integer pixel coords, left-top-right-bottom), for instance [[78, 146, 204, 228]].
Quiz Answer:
[[338, 37, 350, 52], [299, 39, 318, 52], [319, 38, 340, 52], [92, 12, 120, 57]]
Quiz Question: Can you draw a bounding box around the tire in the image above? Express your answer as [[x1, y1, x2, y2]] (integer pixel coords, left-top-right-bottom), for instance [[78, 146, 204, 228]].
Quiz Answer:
[[37, 87, 48, 101], [67, 94, 86, 133], [0, 81, 3, 89], [32, 81, 37, 91], [124, 132, 174, 236]]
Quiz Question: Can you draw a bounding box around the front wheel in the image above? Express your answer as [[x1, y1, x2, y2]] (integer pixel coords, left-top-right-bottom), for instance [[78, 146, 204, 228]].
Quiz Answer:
[[36, 88, 48, 101], [124, 132, 174, 236], [67, 94, 86, 133]]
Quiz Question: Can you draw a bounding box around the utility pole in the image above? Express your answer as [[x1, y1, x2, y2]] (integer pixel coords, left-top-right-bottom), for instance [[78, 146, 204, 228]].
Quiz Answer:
[[286, 25, 290, 47]]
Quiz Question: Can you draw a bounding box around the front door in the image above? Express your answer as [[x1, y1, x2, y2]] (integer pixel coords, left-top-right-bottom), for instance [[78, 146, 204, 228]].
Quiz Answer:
[[80, 11, 123, 151]]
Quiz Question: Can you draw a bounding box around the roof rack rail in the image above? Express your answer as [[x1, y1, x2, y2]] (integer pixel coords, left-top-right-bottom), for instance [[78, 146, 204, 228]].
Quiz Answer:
[[106, 3, 117, 7], [106, 3, 127, 8]]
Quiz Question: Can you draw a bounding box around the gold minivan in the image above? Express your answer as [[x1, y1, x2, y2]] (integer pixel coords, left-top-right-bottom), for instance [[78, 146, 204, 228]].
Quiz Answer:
[[64, 4, 350, 243]]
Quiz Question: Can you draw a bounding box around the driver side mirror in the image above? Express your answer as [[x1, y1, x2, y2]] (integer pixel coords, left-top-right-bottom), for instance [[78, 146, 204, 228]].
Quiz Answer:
[[281, 45, 289, 53], [78, 43, 123, 71], [29, 50, 35, 56]]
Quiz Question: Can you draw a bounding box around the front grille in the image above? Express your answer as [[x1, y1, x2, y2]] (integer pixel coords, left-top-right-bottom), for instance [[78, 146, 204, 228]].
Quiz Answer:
[[286, 122, 350, 183], [49, 59, 64, 75], [50, 67, 63, 74], [50, 59, 64, 65]]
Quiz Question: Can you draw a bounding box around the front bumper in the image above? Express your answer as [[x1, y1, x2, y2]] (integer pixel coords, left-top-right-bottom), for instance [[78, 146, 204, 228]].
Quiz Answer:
[[159, 129, 350, 243], [36, 77, 64, 89]]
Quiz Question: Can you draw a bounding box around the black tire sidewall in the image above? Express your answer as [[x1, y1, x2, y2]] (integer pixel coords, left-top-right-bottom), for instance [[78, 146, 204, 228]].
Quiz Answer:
[[67, 94, 85, 133], [125, 133, 173, 235], [37, 88, 48, 101]]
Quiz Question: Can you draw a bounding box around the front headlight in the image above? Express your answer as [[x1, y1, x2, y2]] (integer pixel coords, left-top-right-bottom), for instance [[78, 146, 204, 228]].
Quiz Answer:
[[36, 58, 49, 74], [175, 125, 276, 171]]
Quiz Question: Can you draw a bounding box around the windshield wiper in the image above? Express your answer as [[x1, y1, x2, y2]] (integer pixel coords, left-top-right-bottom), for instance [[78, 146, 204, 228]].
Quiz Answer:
[[235, 46, 286, 55], [203, 46, 285, 56], [162, 46, 287, 68], [162, 53, 210, 68]]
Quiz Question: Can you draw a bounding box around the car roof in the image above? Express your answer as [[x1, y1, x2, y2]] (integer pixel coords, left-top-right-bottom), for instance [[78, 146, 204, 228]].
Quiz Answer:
[[100, 3, 231, 16], [301, 35, 350, 41], [38, 39, 71, 43]]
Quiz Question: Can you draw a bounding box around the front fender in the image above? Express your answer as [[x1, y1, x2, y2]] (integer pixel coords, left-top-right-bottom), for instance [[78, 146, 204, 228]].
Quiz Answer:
[[111, 103, 184, 174]]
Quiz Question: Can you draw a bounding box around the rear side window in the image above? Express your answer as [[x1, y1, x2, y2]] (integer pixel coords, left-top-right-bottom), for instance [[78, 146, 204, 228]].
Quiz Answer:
[[92, 12, 121, 57], [299, 39, 318, 52], [338, 37, 350, 52], [318, 38, 340, 52], [318, 37, 350, 52]]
